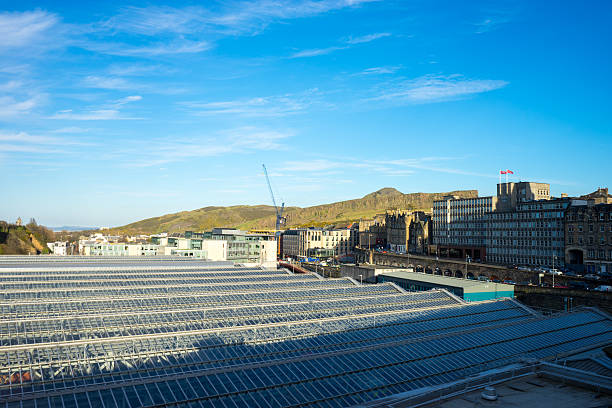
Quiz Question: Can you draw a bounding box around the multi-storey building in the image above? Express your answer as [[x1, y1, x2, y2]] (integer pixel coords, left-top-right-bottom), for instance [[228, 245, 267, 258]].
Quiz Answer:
[[386, 211, 431, 254], [359, 214, 386, 249], [433, 182, 551, 261], [81, 243, 162, 256], [486, 198, 569, 268], [496, 182, 550, 210], [565, 201, 612, 274], [433, 195, 496, 260], [408, 212, 432, 255], [282, 227, 359, 259]]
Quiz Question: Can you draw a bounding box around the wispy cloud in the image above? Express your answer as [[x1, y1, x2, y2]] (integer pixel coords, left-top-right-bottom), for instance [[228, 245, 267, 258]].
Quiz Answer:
[[473, 8, 516, 34], [48, 93, 143, 121], [50, 127, 90, 134], [86, 39, 211, 57], [353, 66, 401, 76], [115, 95, 142, 105], [0, 10, 59, 52], [290, 31, 390, 58], [290, 46, 348, 58], [0, 95, 42, 118], [88, 1, 381, 57], [0, 130, 88, 154], [345, 32, 390, 44], [367, 74, 508, 104], [180, 89, 327, 117], [279, 156, 497, 182], [121, 127, 292, 167], [82, 76, 135, 90]]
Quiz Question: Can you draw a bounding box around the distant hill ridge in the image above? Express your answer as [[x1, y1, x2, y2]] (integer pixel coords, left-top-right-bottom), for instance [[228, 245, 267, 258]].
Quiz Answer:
[[109, 188, 477, 234]]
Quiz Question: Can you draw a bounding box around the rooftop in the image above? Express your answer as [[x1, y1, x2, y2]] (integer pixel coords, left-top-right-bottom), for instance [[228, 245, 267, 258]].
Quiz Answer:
[[380, 269, 515, 293], [0, 256, 609, 407]]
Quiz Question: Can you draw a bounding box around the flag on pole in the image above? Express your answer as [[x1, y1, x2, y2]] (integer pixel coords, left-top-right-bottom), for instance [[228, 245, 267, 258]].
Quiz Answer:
[[506, 169, 514, 174], [500, 170, 507, 174]]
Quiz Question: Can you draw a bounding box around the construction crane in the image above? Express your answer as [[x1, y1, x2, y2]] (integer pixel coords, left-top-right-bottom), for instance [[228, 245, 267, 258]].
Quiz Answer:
[[262, 164, 285, 237]]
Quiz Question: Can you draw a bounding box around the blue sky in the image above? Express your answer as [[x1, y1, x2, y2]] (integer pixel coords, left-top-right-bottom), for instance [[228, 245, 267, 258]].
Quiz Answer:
[[1, 0, 611, 227]]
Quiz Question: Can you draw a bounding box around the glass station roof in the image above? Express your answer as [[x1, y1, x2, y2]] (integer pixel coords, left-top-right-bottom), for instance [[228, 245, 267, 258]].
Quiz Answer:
[[0, 257, 610, 407]]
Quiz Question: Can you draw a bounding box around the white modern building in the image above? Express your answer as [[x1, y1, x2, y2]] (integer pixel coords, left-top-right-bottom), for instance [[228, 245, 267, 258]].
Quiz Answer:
[[46, 241, 69, 256]]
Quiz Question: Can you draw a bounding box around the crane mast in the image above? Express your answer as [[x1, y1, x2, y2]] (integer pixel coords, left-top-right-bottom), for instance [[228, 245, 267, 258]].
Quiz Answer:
[[262, 164, 285, 236]]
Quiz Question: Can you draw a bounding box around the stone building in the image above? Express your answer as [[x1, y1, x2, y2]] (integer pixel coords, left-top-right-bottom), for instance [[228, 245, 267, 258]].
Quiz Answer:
[[408, 212, 432, 255], [358, 214, 386, 249], [565, 201, 612, 274], [385, 210, 431, 255]]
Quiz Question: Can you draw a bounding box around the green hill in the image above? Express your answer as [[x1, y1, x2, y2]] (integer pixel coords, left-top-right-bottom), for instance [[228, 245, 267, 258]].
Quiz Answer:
[[109, 188, 477, 234], [0, 220, 55, 255]]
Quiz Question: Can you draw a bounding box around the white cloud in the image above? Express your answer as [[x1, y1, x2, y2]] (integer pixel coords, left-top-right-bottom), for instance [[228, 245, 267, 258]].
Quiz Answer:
[[89, 39, 211, 57], [346, 32, 390, 44], [48, 109, 131, 121], [290, 30, 390, 58], [123, 127, 292, 167], [354, 66, 401, 76], [115, 95, 142, 105], [50, 127, 90, 134], [0, 95, 40, 117], [0, 130, 89, 155], [82, 76, 135, 90], [181, 89, 325, 117], [368, 74, 508, 104], [0, 10, 59, 51], [290, 46, 348, 58], [89, 1, 380, 57]]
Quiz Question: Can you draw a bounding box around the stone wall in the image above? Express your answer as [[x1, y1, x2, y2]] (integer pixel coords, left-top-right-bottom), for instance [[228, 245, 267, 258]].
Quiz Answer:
[[514, 285, 612, 314]]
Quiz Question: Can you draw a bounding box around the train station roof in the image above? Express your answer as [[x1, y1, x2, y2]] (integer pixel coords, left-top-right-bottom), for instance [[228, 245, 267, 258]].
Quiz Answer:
[[0, 256, 610, 407]]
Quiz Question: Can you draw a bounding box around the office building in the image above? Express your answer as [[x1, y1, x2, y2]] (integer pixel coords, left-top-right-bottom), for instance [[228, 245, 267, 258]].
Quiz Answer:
[[486, 198, 569, 268], [282, 226, 358, 259]]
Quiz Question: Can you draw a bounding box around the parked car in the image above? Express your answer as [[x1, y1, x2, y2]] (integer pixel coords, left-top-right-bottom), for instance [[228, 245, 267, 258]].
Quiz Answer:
[[584, 274, 601, 281], [548, 269, 563, 275], [568, 281, 590, 290], [593, 285, 612, 292], [502, 280, 516, 285], [563, 271, 579, 278]]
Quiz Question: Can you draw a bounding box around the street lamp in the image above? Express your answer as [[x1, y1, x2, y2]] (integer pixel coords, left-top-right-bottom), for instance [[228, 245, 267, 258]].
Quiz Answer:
[[359, 274, 363, 285], [552, 254, 557, 288]]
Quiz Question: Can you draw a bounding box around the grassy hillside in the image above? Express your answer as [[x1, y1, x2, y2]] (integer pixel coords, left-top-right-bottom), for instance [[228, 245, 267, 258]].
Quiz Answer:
[[111, 205, 298, 235], [0, 221, 54, 255], [109, 188, 477, 234]]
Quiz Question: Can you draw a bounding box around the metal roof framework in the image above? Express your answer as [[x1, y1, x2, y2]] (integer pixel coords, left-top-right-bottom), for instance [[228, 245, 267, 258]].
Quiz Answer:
[[0, 257, 609, 408]]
